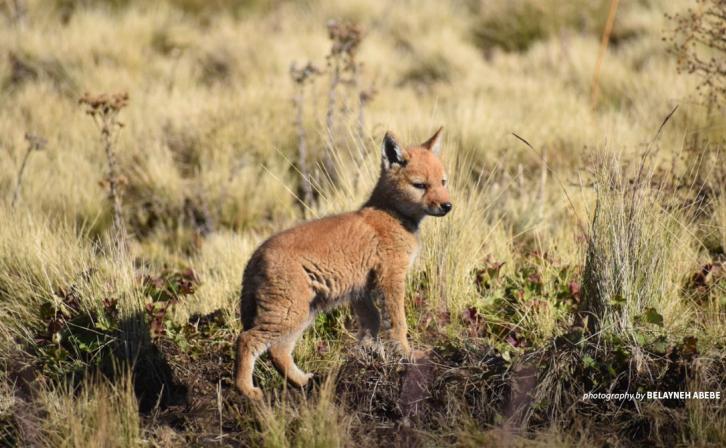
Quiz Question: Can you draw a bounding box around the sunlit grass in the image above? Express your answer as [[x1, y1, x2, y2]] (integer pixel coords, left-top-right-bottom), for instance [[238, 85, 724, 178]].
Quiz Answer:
[[0, 0, 723, 446]]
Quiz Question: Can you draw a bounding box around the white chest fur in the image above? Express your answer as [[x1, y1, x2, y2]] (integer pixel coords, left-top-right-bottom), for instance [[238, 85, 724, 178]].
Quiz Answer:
[[408, 244, 420, 270]]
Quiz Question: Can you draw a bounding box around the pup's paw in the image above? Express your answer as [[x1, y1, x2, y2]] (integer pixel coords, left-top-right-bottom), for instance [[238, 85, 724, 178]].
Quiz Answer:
[[241, 386, 264, 401], [392, 340, 412, 360], [359, 336, 386, 360], [302, 372, 316, 386], [304, 372, 323, 392]]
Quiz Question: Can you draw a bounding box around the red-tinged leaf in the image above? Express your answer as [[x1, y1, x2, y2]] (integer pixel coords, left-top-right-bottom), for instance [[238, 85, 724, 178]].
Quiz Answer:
[[461, 307, 486, 337], [102, 297, 118, 319], [568, 281, 581, 301], [150, 316, 166, 339], [462, 306, 479, 323], [316, 340, 329, 355], [681, 336, 698, 357], [438, 310, 452, 325], [506, 333, 522, 348]]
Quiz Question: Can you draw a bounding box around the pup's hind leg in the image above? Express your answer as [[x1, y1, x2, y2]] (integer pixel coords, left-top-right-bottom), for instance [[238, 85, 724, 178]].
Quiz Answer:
[[270, 335, 313, 388], [235, 329, 268, 400]]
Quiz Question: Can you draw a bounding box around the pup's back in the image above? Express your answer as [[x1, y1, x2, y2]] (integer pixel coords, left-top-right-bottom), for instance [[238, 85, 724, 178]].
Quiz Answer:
[[240, 210, 393, 329]]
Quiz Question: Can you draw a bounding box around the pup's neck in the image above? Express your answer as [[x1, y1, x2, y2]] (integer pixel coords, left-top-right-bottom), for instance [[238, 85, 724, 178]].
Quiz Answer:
[[363, 180, 423, 233]]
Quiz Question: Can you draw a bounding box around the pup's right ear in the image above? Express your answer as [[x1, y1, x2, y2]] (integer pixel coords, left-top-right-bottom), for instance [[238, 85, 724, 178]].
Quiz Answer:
[[382, 131, 407, 169]]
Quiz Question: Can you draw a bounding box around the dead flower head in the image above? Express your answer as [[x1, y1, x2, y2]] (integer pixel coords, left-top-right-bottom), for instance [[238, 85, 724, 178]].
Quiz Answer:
[[290, 62, 321, 85], [24, 132, 47, 151], [79, 92, 129, 117], [327, 20, 363, 60]]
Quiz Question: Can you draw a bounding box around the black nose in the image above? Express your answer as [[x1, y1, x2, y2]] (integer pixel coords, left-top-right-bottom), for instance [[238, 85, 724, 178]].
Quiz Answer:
[[441, 202, 452, 214]]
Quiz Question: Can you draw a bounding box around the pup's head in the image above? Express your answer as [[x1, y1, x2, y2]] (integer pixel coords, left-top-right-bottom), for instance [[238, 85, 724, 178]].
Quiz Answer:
[[378, 127, 452, 219]]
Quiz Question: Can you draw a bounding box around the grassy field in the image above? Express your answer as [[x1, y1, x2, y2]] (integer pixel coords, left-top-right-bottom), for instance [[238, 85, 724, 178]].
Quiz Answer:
[[0, 0, 724, 446]]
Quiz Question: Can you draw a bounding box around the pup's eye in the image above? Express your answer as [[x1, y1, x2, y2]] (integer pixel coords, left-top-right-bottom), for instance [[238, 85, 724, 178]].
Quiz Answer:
[[442, 179, 447, 186], [412, 182, 427, 190]]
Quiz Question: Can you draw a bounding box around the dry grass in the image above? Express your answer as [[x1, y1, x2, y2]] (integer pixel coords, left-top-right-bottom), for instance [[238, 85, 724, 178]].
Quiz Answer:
[[0, 0, 724, 446], [33, 374, 141, 448]]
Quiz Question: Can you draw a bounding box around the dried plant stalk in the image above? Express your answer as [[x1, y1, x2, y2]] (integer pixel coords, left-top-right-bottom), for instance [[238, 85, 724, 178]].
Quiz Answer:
[[290, 62, 320, 206], [590, 0, 620, 109], [79, 92, 129, 247], [324, 20, 364, 180], [11, 133, 46, 208]]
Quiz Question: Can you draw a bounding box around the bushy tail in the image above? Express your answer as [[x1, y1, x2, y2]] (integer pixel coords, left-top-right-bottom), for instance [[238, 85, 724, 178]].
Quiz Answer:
[[240, 286, 257, 330]]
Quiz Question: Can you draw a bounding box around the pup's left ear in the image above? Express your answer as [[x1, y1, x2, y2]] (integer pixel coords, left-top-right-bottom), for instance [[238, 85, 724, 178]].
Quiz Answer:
[[421, 126, 444, 155], [382, 131, 408, 169]]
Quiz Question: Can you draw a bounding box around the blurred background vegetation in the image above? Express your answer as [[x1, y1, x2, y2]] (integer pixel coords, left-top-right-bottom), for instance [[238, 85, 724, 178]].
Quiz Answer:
[[0, 0, 724, 446]]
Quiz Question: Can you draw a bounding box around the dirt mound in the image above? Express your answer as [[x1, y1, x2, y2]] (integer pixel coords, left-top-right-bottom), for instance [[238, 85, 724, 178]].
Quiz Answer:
[[336, 340, 510, 445]]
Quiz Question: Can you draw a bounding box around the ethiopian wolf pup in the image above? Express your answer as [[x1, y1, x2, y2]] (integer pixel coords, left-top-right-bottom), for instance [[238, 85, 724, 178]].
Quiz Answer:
[[235, 128, 452, 400]]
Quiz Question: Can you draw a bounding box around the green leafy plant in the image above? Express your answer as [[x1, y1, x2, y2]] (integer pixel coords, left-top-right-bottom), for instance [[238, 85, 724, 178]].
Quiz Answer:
[[142, 268, 199, 339], [33, 284, 120, 380], [474, 254, 580, 349]]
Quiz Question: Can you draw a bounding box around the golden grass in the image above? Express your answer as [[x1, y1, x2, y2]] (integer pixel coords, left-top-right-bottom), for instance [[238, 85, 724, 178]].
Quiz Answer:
[[0, 0, 723, 445]]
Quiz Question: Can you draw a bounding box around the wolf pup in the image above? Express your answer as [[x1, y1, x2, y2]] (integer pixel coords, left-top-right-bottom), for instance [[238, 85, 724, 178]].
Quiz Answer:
[[235, 128, 451, 400]]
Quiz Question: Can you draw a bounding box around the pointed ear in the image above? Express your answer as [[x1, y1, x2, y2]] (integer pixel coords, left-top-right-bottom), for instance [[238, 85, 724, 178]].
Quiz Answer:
[[382, 131, 407, 169], [421, 126, 444, 155]]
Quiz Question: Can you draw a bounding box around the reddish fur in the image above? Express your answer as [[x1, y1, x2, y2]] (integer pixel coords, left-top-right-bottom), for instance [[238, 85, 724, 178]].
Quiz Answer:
[[234, 128, 451, 400]]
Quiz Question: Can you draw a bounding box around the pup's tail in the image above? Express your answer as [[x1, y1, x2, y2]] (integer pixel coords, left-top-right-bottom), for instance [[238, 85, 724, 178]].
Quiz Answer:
[[240, 286, 257, 331]]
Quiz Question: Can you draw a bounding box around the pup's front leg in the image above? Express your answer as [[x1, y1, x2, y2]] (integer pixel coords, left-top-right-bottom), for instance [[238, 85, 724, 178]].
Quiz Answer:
[[351, 295, 381, 342], [351, 295, 385, 357], [379, 268, 411, 358]]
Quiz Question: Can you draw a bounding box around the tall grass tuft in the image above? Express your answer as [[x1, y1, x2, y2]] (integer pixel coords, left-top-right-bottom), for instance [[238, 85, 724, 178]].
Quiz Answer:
[[580, 151, 695, 337]]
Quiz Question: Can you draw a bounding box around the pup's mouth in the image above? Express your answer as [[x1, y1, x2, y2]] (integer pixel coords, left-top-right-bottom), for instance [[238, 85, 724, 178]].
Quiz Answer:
[[427, 207, 452, 217]]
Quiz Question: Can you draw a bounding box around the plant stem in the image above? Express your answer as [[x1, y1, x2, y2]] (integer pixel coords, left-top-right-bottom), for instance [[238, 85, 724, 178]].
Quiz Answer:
[[11, 143, 33, 208], [325, 58, 340, 182], [353, 63, 367, 166], [293, 83, 313, 206], [538, 147, 547, 220], [590, 0, 620, 110], [101, 123, 126, 248]]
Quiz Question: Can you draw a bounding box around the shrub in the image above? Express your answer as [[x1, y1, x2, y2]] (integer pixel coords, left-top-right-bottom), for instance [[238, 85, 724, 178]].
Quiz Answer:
[[667, 0, 726, 108]]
